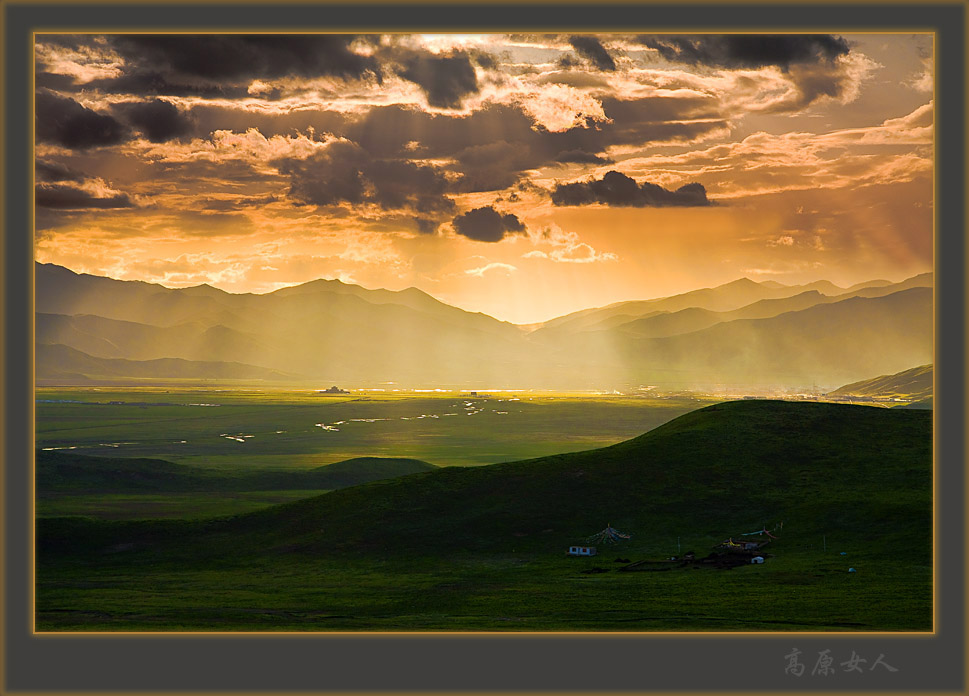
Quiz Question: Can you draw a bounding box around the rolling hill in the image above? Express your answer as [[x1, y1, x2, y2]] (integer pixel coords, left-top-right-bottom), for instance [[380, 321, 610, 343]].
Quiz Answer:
[[829, 365, 933, 401], [36, 343, 298, 382], [39, 400, 931, 558], [35, 399, 932, 631], [36, 450, 436, 494]]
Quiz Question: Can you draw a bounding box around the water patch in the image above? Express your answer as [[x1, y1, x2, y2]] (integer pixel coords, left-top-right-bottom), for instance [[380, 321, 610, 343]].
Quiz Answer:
[[221, 434, 252, 443]]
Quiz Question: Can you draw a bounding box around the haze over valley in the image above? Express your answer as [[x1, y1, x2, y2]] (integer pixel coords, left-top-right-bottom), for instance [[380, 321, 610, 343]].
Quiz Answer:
[[37, 262, 932, 392]]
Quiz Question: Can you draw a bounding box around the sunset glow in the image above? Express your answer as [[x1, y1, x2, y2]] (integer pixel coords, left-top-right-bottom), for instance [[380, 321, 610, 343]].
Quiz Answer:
[[35, 33, 933, 324]]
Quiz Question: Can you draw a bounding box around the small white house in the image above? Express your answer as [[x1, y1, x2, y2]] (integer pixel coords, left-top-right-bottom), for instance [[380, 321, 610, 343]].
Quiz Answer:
[[751, 556, 765, 564], [568, 546, 597, 556]]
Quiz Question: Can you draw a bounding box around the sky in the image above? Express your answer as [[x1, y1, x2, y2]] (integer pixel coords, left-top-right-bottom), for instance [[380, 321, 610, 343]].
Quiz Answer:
[[34, 33, 933, 324]]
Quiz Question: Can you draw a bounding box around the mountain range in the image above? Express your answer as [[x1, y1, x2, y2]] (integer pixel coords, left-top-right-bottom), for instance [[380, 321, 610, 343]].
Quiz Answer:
[[35, 263, 933, 389]]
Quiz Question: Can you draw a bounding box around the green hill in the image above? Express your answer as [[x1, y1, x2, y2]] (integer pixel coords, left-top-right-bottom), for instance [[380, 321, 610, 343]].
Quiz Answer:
[[37, 450, 436, 494], [36, 400, 932, 631], [234, 399, 931, 557], [41, 400, 930, 558]]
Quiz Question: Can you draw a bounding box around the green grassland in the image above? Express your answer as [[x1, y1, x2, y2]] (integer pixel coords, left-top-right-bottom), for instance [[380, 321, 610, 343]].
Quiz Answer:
[[37, 490, 332, 520], [36, 388, 708, 521], [37, 388, 708, 469], [36, 400, 932, 632]]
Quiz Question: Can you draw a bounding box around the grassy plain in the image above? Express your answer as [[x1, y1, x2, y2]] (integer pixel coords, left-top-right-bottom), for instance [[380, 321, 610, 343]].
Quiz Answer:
[[36, 399, 932, 632], [37, 388, 709, 469], [36, 546, 928, 631], [36, 388, 708, 520], [36, 490, 331, 520]]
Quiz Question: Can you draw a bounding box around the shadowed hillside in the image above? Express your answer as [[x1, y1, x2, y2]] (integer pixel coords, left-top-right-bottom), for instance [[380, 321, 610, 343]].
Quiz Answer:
[[37, 450, 436, 494], [40, 400, 931, 559]]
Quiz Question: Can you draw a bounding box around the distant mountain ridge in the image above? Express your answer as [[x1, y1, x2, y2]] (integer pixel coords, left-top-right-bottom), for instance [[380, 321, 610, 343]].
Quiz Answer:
[[35, 263, 933, 389], [829, 365, 933, 400]]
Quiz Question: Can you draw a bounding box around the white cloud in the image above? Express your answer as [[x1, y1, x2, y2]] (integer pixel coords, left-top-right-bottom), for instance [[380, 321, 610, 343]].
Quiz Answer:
[[526, 224, 619, 264], [465, 262, 518, 277]]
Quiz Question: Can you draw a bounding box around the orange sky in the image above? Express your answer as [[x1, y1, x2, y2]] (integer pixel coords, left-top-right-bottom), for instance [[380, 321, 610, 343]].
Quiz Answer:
[[35, 33, 933, 324]]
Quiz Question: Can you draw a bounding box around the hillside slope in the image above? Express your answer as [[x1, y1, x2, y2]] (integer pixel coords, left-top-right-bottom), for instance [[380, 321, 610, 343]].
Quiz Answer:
[[36, 451, 436, 494], [36, 343, 297, 382], [40, 400, 931, 561], [829, 365, 932, 400]]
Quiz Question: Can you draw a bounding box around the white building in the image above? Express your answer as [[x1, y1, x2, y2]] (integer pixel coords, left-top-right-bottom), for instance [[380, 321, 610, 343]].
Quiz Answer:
[[567, 546, 597, 556]]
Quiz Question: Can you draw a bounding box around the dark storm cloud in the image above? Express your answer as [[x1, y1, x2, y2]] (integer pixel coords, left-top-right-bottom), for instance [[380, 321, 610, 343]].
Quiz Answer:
[[344, 99, 725, 194], [276, 140, 455, 215], [414, 217, 440, 235], [36, 91, 128, 149], [35, 183, 135, 209], [568, 36, 617, 71], [88, 70, 249, 98], [769, 62, 855, 112], [450, 140, 537, 192], [557, 54, 583, 70], [551, 171, 711, 207], [398, 51, 479, 109], [109, 35, 382, 83], [637, 35, 850, 71], [470, 50, 499, 70], [451, 206, 526, 242], [36, 159, 86, 183], [35, 71, 79, 91], [114, 99, 196, 142]]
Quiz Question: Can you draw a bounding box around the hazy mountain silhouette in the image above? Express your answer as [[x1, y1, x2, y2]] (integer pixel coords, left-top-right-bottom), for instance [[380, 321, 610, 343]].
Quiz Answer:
[[829, 364, 932, 400], [35, 263, 932, 389]]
